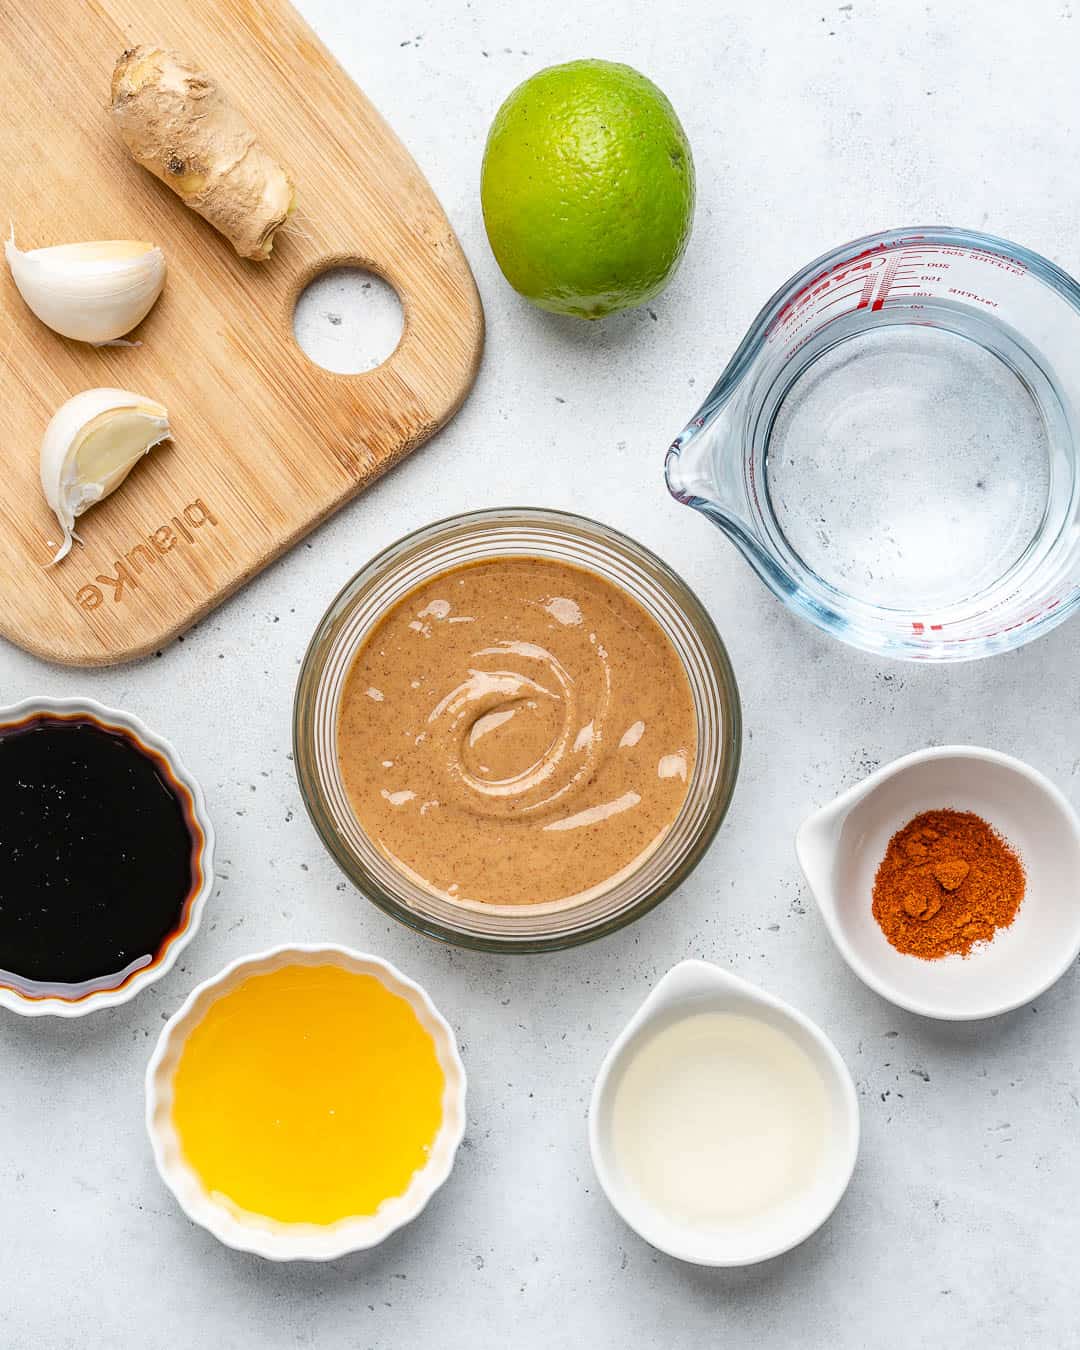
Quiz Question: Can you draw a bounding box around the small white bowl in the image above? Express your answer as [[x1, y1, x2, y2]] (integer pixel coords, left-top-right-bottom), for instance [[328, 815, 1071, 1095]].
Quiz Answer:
[[588, 960, 859, 1266], [0, 696, 214, 1018], [796, 746, 1080, 1020], [146, 944, 467, 1261]]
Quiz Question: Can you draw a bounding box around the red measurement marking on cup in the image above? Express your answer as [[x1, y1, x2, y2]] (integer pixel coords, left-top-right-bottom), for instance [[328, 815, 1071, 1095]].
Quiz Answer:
[[912, 594, 1071, 644], [855, 270, 877, 310], [819, 285, 873, 312], [870, 253, 901, 311], [947, 288, 999, 308], [768, 243, 889, 337]]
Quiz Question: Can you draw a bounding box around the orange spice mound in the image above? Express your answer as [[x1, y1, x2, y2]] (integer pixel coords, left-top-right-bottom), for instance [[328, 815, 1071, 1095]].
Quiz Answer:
[[872, 809, 1025, 960]]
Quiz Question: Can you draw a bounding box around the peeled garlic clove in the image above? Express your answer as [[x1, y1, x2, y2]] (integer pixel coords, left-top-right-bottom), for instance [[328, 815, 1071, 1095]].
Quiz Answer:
[[41, 388, 170, 564], [6, 229, 166, 343]]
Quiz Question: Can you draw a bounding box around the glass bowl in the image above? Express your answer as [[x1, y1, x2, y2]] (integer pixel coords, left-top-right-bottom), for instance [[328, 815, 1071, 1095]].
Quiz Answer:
[[293, 508, 741, 952]]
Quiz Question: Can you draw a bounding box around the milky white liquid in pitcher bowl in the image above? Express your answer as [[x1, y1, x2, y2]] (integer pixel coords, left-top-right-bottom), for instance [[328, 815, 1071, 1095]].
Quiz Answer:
[[611, 1012, 828, 1227]]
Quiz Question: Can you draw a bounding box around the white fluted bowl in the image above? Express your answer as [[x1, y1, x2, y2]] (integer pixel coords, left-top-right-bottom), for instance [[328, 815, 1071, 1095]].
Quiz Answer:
[[146, 944, 467, 1260]]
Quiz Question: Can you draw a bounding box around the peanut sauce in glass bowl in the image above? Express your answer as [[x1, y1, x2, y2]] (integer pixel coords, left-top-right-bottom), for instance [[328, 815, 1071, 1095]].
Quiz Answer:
[[294, 508, 741, 952], [336, 557, 696, 908]]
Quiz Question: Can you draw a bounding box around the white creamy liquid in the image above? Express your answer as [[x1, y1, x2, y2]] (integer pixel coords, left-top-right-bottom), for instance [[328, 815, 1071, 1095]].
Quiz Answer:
[[611, 1012, 829, 1227]]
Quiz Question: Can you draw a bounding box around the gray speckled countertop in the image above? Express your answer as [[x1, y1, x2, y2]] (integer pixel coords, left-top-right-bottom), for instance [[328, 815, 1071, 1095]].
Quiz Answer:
[[4, 2, 1079, 1346]]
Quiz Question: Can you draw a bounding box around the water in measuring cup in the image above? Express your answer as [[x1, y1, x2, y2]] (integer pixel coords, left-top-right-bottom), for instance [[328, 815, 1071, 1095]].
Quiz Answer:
[[765, 325, 1051, 612]]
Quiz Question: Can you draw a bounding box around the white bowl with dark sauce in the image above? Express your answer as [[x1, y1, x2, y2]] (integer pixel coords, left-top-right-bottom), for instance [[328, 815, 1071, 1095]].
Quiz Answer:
[[0, 697, 214, 1018]]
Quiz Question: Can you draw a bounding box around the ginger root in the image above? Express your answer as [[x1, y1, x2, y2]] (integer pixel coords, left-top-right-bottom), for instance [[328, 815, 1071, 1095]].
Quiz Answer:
[[110, 46, 295, 261]]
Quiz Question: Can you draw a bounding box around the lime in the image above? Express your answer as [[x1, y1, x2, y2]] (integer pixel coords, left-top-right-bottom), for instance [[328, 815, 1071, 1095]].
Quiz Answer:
[[480, 60, 695, 319]]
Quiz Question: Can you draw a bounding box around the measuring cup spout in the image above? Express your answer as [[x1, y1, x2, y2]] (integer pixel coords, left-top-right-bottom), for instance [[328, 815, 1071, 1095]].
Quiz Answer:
[[665, 395, 744, 523], [666, 389, 793, 593]]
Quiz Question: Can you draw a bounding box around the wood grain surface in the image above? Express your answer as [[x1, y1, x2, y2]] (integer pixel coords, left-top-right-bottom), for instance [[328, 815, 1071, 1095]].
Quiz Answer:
[[0, 0, 484, 665]]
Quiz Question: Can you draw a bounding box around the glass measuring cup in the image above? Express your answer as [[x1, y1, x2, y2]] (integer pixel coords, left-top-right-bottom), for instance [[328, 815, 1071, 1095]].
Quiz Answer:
[[666, 227, 1080, 661]]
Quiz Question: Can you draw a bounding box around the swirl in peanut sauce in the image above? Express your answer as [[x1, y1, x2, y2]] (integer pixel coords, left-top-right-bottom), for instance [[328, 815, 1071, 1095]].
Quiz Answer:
[[337, 558, 696, 907]]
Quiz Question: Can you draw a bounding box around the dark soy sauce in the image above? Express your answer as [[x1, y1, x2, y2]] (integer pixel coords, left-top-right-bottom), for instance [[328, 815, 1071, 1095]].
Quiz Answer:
[[0, 715, 199, 991]]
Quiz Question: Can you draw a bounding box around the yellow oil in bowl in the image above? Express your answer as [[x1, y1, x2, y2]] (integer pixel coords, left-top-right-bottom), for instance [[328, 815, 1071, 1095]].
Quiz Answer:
[[170, 962, 445, 1225]]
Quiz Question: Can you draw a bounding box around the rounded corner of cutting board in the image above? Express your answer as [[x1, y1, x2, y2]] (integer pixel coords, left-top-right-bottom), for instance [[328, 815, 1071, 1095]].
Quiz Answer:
[[0, 617, 171, 669], [0, 0, 488, 668]]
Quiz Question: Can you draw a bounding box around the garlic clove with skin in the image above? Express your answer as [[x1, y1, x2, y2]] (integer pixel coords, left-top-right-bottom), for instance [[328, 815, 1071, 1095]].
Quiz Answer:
[[40, 388, 170, 564], [6, 230, 166, 343]]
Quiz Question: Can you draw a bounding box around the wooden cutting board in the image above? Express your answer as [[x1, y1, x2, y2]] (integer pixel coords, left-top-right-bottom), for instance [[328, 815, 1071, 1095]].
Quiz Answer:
[[0, 0, 484, 665]]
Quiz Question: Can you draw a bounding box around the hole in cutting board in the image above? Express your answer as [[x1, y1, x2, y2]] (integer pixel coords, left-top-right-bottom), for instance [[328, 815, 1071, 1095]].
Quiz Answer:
[[293, 268, 403, 373]]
